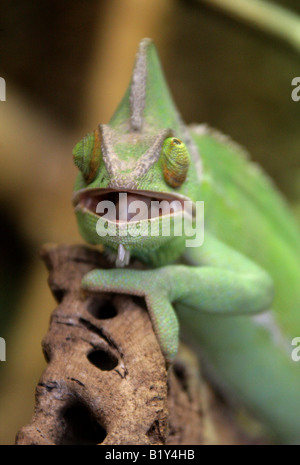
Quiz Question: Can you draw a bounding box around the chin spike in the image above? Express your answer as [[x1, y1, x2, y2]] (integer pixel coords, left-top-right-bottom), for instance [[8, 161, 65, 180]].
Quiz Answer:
[[116, 244, 130, 268]]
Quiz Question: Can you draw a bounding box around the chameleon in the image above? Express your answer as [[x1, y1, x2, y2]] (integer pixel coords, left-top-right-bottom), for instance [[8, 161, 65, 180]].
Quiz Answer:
[[72, 38, 300, 443]]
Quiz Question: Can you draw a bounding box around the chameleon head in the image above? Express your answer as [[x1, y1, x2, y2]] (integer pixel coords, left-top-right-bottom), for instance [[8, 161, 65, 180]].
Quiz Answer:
[[72, 38, 202, 266]]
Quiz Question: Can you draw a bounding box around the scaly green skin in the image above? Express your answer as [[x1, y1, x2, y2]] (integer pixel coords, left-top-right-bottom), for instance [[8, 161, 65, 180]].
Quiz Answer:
[[72, 38, 300, 443]]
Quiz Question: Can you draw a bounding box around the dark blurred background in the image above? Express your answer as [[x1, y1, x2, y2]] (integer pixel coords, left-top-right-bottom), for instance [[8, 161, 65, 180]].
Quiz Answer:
[[0, 0, 300, 444]]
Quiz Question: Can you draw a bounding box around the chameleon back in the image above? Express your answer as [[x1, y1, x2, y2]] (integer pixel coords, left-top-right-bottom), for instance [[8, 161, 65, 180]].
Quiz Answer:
[[178, 125, 300, 442]]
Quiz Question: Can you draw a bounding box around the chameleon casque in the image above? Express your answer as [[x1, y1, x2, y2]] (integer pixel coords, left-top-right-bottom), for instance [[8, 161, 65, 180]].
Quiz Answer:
[[72, 38, 300, 443]]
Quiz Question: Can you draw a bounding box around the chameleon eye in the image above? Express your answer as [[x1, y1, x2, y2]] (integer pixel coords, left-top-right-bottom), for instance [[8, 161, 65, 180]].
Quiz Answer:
[[161, 137, 190, 188], [72, 129, 101, 184]]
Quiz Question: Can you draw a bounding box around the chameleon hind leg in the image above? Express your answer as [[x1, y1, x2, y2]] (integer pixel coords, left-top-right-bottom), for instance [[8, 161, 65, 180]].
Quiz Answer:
[[82, 233, 273, 364]]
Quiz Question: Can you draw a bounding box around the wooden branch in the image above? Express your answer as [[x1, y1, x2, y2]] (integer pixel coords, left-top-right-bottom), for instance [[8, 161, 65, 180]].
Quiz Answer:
[[15, 244, 252, 445]]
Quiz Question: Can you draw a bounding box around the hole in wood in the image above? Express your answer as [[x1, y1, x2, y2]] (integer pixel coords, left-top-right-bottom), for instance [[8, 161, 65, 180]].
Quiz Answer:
[[42, 346, 51, 363], [146, 419, 163, 444], [132, 296, 147, 310], [87, 348, 118, 371], [58, 403, 106, 445], [52, 288, 67, 303], [173, 360, 189, 395], [87, 296, 117, 319]]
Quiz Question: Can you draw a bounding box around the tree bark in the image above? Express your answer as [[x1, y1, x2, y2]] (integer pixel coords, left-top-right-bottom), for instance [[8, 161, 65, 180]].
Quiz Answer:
[[15, 244, 253, 445]]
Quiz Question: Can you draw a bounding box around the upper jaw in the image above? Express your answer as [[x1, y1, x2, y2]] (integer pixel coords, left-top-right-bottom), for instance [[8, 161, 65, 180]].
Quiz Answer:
[[73, 188, 195, 222]]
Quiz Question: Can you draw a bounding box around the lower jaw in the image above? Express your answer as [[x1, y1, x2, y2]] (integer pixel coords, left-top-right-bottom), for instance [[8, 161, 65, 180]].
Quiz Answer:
[[103, 236, 186, 267], [75, 209, 186, 264], [86, 225, 180, 250], [77, 209, 185, 243]]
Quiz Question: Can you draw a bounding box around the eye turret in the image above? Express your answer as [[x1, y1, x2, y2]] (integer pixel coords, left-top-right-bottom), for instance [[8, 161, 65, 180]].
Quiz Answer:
[[72, 129, 101, 183], [161, 137, 190, 188]]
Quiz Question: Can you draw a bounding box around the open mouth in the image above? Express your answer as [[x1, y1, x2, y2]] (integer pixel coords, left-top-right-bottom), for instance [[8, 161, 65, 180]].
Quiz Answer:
[[73, 188, 194, 223]]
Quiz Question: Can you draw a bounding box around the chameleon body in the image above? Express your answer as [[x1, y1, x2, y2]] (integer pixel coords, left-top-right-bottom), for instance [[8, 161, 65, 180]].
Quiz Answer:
[[73, 38, 300, 443]]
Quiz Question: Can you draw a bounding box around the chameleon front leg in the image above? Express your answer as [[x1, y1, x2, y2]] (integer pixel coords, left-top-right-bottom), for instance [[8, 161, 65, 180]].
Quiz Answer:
[[82, 233, 274, 364], [82, 267, 179, 365]]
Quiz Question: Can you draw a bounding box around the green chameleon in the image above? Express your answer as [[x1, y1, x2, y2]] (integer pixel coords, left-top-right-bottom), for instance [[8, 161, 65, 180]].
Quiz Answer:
[[72, 38, 300, 443]]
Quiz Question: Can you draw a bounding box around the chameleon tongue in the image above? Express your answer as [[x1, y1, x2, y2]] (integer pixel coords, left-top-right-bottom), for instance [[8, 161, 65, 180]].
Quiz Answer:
[[116, 244, 130, 268]]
